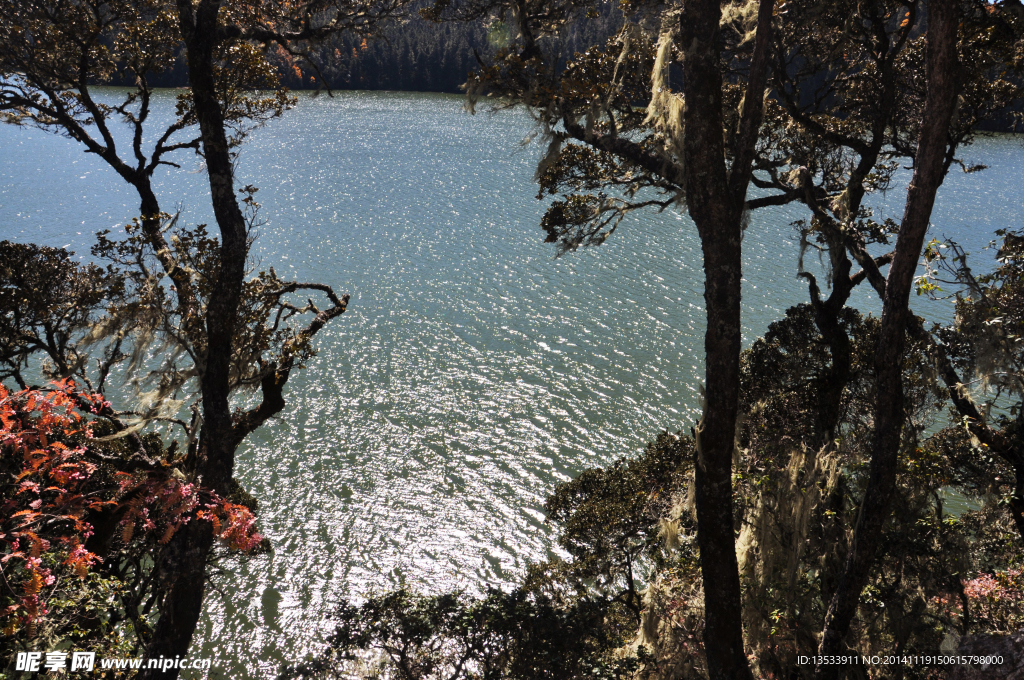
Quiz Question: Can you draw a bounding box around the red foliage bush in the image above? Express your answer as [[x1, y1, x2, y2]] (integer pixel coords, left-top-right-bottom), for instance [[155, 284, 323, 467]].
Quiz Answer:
[[1, 381, 261, 637]]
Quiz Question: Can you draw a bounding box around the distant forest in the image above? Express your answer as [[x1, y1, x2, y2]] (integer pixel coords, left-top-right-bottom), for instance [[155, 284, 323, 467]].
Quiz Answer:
[[140, 5, 626, 94], [133, 5, 1021, 130]]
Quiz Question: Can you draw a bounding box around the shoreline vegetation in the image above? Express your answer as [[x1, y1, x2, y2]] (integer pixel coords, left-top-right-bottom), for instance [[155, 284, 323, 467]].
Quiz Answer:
[[2, 0, 1024, 678]]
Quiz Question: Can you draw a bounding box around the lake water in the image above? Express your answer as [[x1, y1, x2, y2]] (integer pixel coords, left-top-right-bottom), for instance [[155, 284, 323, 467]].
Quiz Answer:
[[1, 91, 1021, 678]]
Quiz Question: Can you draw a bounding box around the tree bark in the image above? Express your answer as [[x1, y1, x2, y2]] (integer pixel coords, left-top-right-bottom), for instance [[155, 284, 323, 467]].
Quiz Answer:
[[140, 521, 215, 676], [678, 0, 772, 676], [141, 2, 252, 676], [815, 0, 962, 673]]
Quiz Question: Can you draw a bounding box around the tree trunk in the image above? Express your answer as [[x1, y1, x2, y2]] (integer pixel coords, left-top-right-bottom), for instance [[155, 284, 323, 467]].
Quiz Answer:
[[690, 225, 750, 680], [141, 2, 252, 676], [815, 0, 962, 673], [140, 521, 215, 674], [677, 0, 772, 675]]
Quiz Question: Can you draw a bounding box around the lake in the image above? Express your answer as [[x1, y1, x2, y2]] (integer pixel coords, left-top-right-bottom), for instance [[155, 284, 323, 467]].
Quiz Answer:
[[0, 90, 1021, 678]]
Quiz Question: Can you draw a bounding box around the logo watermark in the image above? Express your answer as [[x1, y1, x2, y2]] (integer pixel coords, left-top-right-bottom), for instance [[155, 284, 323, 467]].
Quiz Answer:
[[14, 651, 212, 673]]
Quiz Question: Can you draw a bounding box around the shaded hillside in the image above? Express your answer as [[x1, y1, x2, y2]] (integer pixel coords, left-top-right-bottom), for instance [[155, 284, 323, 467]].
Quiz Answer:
[[127, 6, 625, 94], [276, 6, 626, 93]]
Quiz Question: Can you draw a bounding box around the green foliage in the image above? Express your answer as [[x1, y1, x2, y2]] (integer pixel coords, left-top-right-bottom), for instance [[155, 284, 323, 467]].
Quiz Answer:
[[0, 0, 293, 171], [305, 299, 1024, 680], [283, 588, 645, 680], [540, 432, 694, 618], [942, 230, 1024, 407], [301, 296, 1024, 678], [273, 263, 1024, 680], [2, 0, 383, 669], [0, 241, 124, 390], [90, 200, 324, 404], [731, 300, 1024, 677]]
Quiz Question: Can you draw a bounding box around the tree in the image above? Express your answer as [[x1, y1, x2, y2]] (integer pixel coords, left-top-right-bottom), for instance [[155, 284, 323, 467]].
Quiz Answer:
[[293, 0, 1024, 658], [0, 242, 123, 392], [283, 588, 644, 680], [809, 0, 963, 669], [1, 0, 411, 674], [0, 380, 262, 664], [921, 229, 1024, 541], [753, 0, 1022, 669]]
